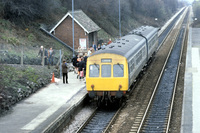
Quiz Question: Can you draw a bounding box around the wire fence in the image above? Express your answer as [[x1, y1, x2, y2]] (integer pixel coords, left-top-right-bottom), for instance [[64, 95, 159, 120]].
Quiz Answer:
[[0, 44, 62, 66]]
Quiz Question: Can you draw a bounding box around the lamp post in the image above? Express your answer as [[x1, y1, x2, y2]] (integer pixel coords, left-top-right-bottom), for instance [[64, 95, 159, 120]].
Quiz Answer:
[[155, 18, 158, 26], [72, 0, 74, 56], [119, 0, 121, 38]]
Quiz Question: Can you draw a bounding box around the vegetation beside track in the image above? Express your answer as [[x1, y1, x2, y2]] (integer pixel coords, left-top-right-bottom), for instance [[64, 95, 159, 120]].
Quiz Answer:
[[0, 64, 59, 115]]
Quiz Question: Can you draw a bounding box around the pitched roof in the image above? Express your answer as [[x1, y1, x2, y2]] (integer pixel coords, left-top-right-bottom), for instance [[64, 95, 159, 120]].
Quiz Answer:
[[50, 10, 101, 34]]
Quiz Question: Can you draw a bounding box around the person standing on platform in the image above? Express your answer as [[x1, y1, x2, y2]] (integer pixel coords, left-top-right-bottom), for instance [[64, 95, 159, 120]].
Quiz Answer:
[[97, 44, 101, 50], [87, 48, 92, 56], [72, 54, 78, 74], [62, 60, 68, 84], [90, 47, 95, 55], [48, 47, 55, 66], [78, 57, 86, 80], [83, 53, 88, 76], [76, 55, 82, 79], [101, 43, 106, 49], [84, 53, 88, 63], [92, 42, 97, 51]]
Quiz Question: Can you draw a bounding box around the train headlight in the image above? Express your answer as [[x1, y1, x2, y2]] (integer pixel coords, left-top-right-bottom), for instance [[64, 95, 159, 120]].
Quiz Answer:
[[91, 84, 94, 89], [119, 84, 122, 90]]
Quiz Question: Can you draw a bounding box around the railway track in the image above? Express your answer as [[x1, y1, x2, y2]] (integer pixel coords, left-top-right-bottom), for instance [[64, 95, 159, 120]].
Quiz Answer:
[[158, 8, 185, 48], [129, 8, 189, 133], [76, 106, 123, 133]]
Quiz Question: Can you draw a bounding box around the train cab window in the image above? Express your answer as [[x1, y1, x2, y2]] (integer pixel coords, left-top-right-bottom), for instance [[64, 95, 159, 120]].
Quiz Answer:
[[113, 64, 124, 77], [101, 65, 111, 77], [89, 64, 99, 77]]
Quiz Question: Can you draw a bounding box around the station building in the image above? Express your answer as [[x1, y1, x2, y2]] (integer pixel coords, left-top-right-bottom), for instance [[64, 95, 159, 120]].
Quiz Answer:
[[50, 10, 101, 51]]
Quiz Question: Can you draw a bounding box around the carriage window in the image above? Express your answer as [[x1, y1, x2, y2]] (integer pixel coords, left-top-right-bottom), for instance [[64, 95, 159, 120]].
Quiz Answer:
[[101, 65, 111, 77], [89, 64, 99, 77], [136, 50, 142, 64], [114, 64, 124, 77]]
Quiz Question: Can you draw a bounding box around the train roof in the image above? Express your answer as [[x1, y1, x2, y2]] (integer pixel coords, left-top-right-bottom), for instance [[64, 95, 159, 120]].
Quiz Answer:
[[91, 26, 159, 60]]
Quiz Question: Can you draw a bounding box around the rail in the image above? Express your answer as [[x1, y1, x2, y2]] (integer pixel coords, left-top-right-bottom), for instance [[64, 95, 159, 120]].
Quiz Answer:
[[76, 105, 124, 133], [136, 7, 189, 133]]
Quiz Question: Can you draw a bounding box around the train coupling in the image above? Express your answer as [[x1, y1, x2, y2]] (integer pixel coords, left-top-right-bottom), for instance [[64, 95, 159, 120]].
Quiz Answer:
[[116, 85, 123, 98], [116, 91, 123, 98], [88, 91, 95, 98]]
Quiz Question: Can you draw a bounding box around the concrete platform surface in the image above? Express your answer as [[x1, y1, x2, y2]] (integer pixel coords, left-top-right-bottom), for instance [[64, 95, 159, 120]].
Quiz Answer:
[[181, 28, 200, 133], [0, 72, 87, 133]]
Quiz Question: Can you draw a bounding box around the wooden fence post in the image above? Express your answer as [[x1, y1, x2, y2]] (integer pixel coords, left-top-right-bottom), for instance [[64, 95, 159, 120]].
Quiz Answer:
[[59, 50, 62, 79], [42, 48, 44, 66], [21, 46, 23, 65]]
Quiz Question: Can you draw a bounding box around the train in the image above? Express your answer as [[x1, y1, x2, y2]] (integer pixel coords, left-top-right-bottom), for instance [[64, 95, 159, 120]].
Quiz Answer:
[[86, 26, 159, 105]]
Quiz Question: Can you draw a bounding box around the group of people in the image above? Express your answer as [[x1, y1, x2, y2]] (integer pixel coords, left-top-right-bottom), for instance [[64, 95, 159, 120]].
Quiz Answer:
[[72, 53, 88, 80], [38, 46, 55, 66], [87, 39, 112, 56], [61, 38, 112, 84], [62, 53, 88, 84]]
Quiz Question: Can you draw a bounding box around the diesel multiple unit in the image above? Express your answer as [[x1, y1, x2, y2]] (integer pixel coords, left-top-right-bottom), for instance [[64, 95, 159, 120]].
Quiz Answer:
[[86, 26, 159, 104]]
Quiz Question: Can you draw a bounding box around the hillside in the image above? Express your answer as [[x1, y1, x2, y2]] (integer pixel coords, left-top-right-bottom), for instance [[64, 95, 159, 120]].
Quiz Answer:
[[0, 0, 184, 43]]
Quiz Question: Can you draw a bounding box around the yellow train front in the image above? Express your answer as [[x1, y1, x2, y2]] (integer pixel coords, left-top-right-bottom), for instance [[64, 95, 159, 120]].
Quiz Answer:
[[86, 26, 159, 105], [86, 53, 128, 104]]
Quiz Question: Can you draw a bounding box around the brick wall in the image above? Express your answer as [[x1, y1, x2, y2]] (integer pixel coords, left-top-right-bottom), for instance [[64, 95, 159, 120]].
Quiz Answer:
[[54, 16, 89, 50]]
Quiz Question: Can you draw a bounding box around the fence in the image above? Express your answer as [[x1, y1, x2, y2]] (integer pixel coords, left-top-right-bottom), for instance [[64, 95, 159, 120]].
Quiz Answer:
[[0, 44, 63, 78], [0, 44, 62, 65]]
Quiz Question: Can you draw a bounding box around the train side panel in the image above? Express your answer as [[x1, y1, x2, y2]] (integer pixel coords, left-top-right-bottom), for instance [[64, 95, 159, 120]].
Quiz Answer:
[[128, 31, 159, 87], [127, 44, 147, 87]]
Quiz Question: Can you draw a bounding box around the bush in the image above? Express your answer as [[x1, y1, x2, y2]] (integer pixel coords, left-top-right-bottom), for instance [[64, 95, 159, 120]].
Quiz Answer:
[[0, 64, 56, 114]]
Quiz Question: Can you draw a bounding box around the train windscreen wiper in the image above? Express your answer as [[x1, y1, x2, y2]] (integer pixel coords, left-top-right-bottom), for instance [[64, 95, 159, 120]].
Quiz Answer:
[[94, 63, 99, 70], [117, 63, 123, 70]]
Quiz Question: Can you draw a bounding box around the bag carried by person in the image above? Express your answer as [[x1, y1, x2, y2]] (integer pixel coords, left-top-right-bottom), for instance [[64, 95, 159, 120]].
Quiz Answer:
[[80, 71, 84, 77]]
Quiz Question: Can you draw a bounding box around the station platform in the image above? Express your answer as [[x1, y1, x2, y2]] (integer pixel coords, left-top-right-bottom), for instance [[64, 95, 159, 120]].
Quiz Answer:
[[0, 72, 87, 133], [181, 27, 200, 133]]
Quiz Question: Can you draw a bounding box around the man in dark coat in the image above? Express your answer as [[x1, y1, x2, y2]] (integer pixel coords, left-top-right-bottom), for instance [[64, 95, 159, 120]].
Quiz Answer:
[[62, 60, 68, 84], [38, 46, 48, 65]]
